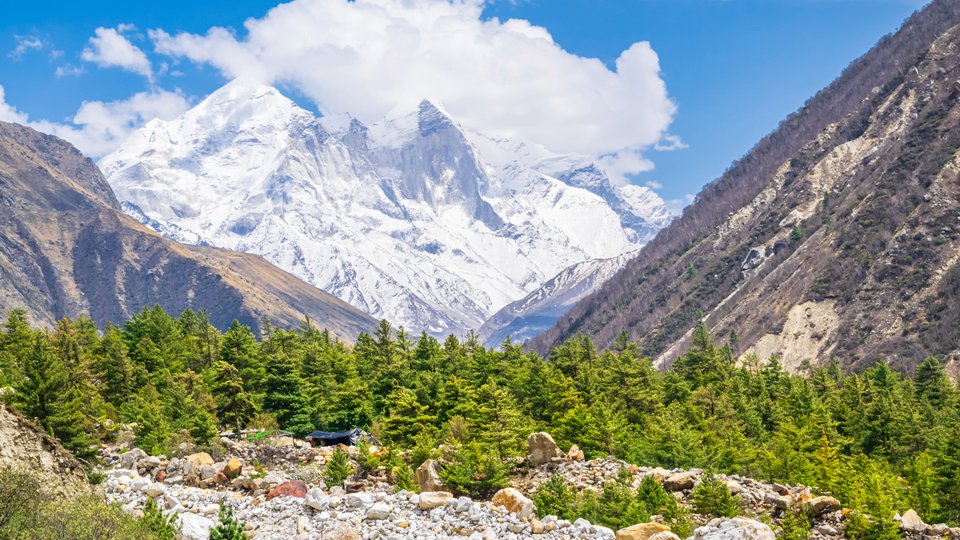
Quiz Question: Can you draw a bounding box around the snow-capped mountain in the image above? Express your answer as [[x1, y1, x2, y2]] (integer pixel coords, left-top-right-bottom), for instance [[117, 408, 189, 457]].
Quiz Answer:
[[478, 252, 635, 348], [100, 78, 672, 335]]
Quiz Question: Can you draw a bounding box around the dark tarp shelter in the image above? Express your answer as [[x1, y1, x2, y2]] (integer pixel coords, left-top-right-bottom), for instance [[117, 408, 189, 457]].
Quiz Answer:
[[304, 428, 372, 447]]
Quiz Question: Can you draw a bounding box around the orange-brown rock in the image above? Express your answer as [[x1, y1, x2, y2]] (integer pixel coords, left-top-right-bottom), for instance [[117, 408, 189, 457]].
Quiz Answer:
[[266, 480, 308, 500]]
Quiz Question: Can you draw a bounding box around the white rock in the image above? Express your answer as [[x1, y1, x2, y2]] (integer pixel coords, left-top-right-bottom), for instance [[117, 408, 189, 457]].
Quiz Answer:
[[177, 513, 215, 540], [305, 488, 330, 510], [345, 493, 372, 508], [365, 502, 391, 520], [143, 483, 165, 497]]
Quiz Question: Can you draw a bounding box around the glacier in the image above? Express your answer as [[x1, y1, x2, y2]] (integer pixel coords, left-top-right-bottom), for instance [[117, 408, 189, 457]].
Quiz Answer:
[[100, 78, 672, 337]]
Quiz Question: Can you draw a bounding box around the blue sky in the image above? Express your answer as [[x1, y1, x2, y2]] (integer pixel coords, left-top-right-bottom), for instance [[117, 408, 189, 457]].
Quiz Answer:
[[0, 0, 928, 205]]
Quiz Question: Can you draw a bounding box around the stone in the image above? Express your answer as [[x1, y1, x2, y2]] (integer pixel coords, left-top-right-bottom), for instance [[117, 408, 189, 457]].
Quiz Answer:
[[222, 458, 243, 479], [693, 518, 776, 540], [615, 522, 671, 540], [492, 487, 535, 520], [319, 522, 360, 540], [527, 432, 563, 466], [567, 444, 585, 462], [266, 479, 308, 500], [801, 496, 841, 517], [649, 532, 682, 540], [178, 513, 215, 540], [199, 465, 219, 481], [365, 502, 391, 520], [306, 487, 330, 510], [119, 448, 147, 470], [418, 491, 454, 510], [764, 492, 792, 510], [142, 483, 165, 498], [345, 492, 373, 508], [899, 509, 924, 531], [531, 518, 545, 534], [415, 459, 446, 492], [663, 471, 697, 491], [184, 452, 214, 468]]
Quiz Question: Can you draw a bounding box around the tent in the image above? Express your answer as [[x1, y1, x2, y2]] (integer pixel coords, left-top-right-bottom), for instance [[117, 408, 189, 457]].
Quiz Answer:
[[304, 428, 372, 447]]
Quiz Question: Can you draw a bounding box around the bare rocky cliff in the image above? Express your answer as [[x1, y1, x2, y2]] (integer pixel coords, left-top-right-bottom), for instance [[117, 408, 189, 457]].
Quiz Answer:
[[532, 0, 960, 372], [0, 121, 376, 338]]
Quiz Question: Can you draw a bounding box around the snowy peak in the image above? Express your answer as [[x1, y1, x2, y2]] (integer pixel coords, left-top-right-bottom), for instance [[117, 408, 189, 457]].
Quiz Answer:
[[102, 78, 673, 336]]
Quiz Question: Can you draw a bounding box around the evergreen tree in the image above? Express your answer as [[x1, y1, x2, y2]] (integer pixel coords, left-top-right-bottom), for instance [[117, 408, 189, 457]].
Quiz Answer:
[[212, 362, 256, 438], [209, 505, 248, 540]]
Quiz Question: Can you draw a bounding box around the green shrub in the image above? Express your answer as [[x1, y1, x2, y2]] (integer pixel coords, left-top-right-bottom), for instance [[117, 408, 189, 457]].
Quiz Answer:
[[534, 475, 577, 520], [209, 505, 248, 540], [691, 474, 740, 518], [439, 442, 509, 498], [780, 508, 812, 540], [323, 448, 354, 489], [141, 498, 177, 540]]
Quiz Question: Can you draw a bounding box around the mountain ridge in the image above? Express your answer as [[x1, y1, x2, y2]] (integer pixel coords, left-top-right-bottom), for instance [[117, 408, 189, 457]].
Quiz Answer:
[[0, 120, 376, 338], [531, 0, 960, 372], [101, 80, 672, 336]]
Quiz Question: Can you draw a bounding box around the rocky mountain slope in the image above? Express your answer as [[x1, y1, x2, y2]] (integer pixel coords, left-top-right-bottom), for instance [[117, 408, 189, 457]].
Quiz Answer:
[[0, 121, 376, 338], [0, 404, 88, 497], [100, 80, 672, 335], [478, 253, 634, 348], [532, 0, 960, 372]]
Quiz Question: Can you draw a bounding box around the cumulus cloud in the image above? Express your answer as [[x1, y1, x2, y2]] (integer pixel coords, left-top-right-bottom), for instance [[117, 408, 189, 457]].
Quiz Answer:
[[8, 36, 44, 60], [150, 0, 676, 179], [0, 84, 189, 156], [82, 25, 153, 80]]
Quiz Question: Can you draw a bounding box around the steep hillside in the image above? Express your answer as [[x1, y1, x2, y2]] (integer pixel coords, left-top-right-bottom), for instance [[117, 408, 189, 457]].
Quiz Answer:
[[99, 80, 671, 336], [478, 253, 633, 348], [533, 0, 960, 372], [0, 404, 88, 497], [0, 121, 376, 338]]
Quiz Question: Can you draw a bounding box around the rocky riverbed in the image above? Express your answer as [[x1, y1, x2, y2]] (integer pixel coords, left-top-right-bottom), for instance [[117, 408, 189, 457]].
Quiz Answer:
[[96, 432, 960, 540]]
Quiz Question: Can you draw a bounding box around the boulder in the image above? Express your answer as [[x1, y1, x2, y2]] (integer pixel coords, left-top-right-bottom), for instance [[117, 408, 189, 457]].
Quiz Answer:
[[492, 487, 535, 520], [418, 491, 454, 510], [663, 471, 697, 491], [266, 479, 308, 500], [365, 502, 391, 520], [649, 533, 682, 540], [567, 444, 585, 462], [222, 458, 242, 479], [305, 487, 330, 510], [142, 483, 165, 498], [345, 492, 373, 508], [527, 432, 563, 466], [319, 522, 360, 540], [119, 448, 147, 470], [764, 492, 793, 510], [177, 513, 215, 540], [415, 459, 446, 492], [899, 509, 924, 532], [801, 496, 841, 517], [184, 452, 214, 468], [693, 518, 776, 540], [616, 522, 671, 540]]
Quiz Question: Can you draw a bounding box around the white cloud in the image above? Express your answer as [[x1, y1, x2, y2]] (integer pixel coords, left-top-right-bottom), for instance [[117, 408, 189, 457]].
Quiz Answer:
[[0, 84, 189, 157], [150, 0, 676, 178], [655, 134, 688, 152], [55, 64, 85, 78], [8, 36, 44, 60], [81, 25, 153, 80]]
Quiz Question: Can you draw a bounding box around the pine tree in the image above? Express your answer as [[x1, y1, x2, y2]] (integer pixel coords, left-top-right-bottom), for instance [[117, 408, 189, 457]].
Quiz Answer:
[[691, 473, 740, 518], [323, 448, 354, 488], [13, 335, 64, 424], [212, 361, 256, 438], [209, 504, 248, 540], [262, 351, 314, 436]]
